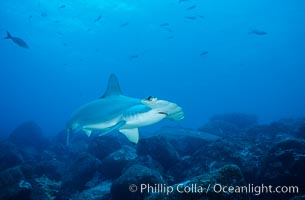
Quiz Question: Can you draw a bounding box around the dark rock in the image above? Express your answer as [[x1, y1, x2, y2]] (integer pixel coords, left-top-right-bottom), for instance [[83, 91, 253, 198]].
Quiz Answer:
[[63, 153, 102, 191], [209, 113, 258, 129], [259, 139, 305, 198], [146, 164, 247, 200], [137, 136, 180, 170], [169, 138, 263, 183], [150, 126, 220, 156], [32, 175, 62, 200], [72, 180, 112, 200], [290, 195, 305, 200], [199, 113, 257, 137], [0, 166, 32, 200], [297, 122, 305, 139], [8, 121, 49, 150], [128, 155, 164, 175], [199, 120, 241, 137], [101, 145, 137, 179], [33, 159, 66, 180], [88, 133, 125, 160], [111, 164, 166, 200], [268, 118, 304, 137], [0, 142, 24, 171]]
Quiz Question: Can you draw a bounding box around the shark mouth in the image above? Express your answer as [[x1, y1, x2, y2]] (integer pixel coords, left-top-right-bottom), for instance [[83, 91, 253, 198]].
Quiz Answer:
[[158, 111, 169, 116]]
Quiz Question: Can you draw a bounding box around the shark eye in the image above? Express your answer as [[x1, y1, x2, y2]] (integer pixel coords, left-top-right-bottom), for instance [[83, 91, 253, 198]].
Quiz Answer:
[[147, 96, 154, 101]]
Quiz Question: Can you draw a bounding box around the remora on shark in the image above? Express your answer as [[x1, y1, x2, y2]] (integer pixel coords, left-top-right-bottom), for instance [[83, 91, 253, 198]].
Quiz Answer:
[[66, 74, 184, 144]]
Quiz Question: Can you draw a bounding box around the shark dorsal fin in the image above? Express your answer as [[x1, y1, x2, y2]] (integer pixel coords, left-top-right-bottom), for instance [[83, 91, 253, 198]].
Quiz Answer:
[[101, 74, 122, 98]]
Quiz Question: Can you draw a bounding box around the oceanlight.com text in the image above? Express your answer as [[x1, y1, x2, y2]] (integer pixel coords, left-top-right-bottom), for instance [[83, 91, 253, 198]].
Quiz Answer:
[[129, 183, 299, 196]]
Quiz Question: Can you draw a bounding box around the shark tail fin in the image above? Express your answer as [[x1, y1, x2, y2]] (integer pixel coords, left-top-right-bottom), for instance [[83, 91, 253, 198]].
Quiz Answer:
[[4, 31, 12, 39], [101, 74, 122, 98]]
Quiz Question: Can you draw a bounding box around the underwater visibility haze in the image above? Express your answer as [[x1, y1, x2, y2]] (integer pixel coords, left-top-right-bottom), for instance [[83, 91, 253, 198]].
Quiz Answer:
[[0, 0, 305, 199]]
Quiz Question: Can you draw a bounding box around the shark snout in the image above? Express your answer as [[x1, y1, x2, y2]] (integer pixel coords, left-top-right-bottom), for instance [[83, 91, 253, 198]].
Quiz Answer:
[[141, 98, 184, 121]]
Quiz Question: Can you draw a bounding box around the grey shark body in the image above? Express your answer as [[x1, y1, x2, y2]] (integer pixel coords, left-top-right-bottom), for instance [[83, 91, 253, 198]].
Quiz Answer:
[[66, 74, 184, 144]]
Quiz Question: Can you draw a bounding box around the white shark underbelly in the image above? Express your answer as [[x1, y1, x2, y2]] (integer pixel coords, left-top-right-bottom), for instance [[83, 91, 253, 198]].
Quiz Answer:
[[122, 110, 167, 129]]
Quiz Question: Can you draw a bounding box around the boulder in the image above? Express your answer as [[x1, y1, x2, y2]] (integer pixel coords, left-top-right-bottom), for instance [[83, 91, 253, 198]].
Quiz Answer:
[[72, 181, 112, 200], [259, 139, 305, 189], [146, 164, 247, 200], [0, 142, 23, 171], [8, 121, 49, 150], [0, 166, 32, 200], [111, 164, 166, 200], [101, 145, 137, 179], [88, 133, 125, 160], [137, 136, 180, 170], [63, 153, 102, 191]]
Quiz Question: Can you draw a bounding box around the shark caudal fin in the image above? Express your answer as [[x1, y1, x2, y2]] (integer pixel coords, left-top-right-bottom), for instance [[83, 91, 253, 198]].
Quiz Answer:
[[101, 74, 123, 98], [4, 31, 12, 39]]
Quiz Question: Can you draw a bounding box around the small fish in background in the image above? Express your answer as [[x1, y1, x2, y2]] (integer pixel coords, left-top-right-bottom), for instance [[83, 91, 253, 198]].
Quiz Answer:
[[186, 5, 197, 10], [179, 0, 189, 2], [185, 16, 197, 20], [160, 22, 170, 27], [4, 31, 29, 49], [200, 51, 209, 56], [41, 12, 48, 17], [94, 15, 102, 23], [166, 35, 175, 40], [130, 54, 139, 59], [159, 22, 173, 32], [249, 29, 268, 35], [58, 4, 66, 9], [28, 15, 33, 23], [120, 22, 129, 28]]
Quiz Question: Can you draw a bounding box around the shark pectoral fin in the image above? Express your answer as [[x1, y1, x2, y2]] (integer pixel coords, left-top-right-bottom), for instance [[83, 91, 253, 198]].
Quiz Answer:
[[119, 128, 139, 144], [98, 120, 126, 136], [82, 129, 92, 137]]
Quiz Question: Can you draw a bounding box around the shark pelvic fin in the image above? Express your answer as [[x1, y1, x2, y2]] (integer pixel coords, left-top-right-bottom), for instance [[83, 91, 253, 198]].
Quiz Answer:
[[101, 74, 122, 98], [119, 128, 139, 144], [98, 120, 126, 136], [83, 129, 92, 137]]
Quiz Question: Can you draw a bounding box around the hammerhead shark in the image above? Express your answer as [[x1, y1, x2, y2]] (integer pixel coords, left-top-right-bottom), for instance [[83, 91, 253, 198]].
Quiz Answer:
[[66, 74, 184, 144]]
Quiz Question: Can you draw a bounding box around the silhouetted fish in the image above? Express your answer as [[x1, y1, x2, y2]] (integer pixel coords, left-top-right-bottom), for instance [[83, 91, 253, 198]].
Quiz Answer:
[[94, 15, 102, 23], [120, 22, 129, 27], [130, 54, 139, 59], [179, 0, 189, 2], [185, 16, 197, 20], [166, 36, 175, 40], [200, 51, 208, 56], [58, 4, 66, 9], [160, 23, 170, 27], [4, 31, 29, 49], [249, 29, 267, 35], [186, 5, 197, 10], [41, 12, 48, 17]]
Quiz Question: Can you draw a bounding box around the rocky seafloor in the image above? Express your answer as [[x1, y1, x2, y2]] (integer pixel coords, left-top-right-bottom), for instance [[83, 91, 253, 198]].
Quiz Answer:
[[0, 113, 305, 200]]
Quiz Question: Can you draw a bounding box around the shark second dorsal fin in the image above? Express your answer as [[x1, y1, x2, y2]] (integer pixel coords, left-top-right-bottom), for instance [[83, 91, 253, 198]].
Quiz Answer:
[[101, 74, 122, 98]]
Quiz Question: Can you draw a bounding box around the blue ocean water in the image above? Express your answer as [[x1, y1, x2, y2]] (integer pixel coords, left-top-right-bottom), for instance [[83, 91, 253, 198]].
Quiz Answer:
[[1, 0, 305, 137], [1, 1, 305, 200]]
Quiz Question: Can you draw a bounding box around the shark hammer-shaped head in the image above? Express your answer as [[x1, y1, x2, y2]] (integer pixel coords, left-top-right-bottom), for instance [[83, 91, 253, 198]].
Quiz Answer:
[[66, 74, 184, 144]]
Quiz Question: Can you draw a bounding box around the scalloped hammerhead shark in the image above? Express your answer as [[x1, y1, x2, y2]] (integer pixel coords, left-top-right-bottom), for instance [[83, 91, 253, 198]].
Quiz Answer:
[[66, 74, 184, 144]]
